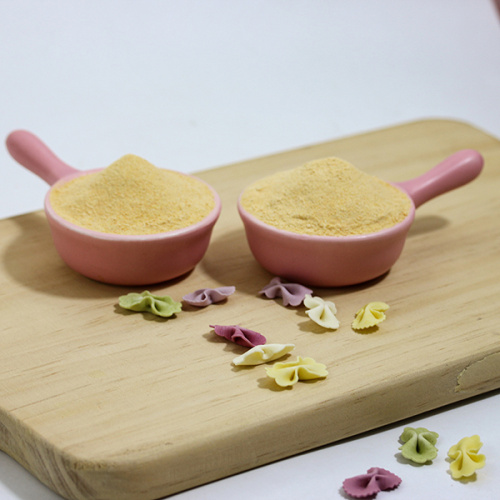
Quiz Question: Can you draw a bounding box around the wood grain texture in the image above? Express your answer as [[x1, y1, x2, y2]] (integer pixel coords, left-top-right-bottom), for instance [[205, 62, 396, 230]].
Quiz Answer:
[[0, 119, 499, 499]]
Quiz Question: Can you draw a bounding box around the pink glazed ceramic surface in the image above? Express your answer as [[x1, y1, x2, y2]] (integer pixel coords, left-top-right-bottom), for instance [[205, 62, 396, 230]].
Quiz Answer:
[[238, 150, 483, 287], [6, 130, 221, 286]]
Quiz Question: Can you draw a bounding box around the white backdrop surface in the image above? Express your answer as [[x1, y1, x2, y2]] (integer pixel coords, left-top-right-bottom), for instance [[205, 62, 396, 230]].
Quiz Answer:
[[0, 1, 499, 499]]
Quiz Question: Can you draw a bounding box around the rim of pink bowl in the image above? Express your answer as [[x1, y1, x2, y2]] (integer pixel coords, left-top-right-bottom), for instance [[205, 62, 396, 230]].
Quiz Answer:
[[44, 169, 222, 242]]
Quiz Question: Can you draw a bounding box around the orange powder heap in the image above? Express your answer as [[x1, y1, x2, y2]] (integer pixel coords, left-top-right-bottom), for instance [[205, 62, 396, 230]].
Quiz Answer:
[[240, 157, 411, 236], [50, 154, 215, 235]]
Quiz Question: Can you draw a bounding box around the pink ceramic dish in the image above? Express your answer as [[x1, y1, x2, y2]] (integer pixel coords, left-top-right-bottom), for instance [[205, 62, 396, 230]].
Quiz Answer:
[[238, 150, 484, 287], [7, 130, 221, 286]]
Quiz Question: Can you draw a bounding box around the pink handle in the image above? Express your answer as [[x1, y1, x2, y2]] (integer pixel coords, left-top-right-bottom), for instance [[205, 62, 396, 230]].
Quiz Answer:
[[6, 130, 80, 186], [396, 149, 484, 209]]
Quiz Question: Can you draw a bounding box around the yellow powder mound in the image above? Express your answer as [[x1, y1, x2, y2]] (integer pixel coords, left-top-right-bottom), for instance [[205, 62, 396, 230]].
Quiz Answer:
[[240, 157, 411, 236], [50, 154, 215, 235]]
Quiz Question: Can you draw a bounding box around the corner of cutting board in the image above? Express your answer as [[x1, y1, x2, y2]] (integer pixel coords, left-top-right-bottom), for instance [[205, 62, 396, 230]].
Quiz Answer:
[[402, 116, 500, 141]]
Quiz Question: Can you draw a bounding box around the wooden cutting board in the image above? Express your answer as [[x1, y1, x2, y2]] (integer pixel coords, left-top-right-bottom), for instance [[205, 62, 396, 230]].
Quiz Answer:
[[1, 119, 499, 500]]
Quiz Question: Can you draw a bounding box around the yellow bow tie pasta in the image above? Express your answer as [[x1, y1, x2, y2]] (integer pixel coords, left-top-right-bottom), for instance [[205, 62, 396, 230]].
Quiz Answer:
[[265, 356, 328, 387], [352, 301, 389, 330]]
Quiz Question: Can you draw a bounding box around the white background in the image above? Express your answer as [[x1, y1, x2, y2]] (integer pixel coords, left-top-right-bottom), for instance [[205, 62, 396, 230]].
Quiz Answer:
[[0, 1, 499, 499]]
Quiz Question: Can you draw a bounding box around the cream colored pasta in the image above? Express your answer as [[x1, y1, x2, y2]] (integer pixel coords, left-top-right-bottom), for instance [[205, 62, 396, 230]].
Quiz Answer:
[[304, 294, 339, 329], [232, 344, 295, 366]]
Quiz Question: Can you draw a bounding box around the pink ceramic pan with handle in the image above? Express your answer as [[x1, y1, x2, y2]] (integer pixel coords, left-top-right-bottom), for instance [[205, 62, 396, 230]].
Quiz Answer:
[[6, 130, 222, 286], [238, 150, 484, 287]]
